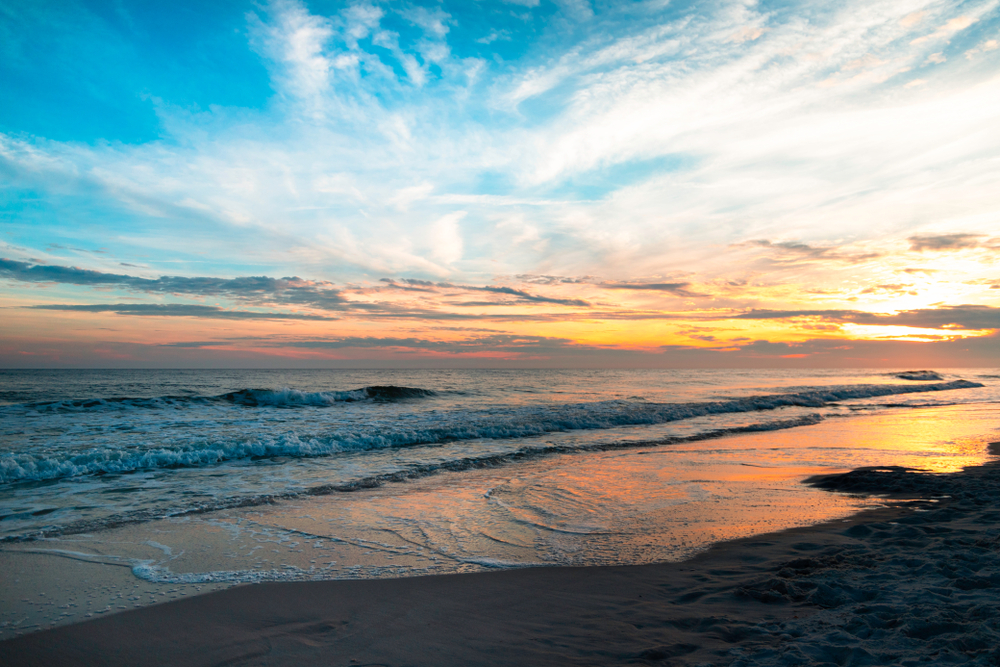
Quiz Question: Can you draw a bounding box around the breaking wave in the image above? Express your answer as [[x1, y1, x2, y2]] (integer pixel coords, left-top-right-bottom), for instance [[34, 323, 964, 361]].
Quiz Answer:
[[0, 380, 981, 485], [4, 414, 825, 542], [5, 385, 439, 413], [893, 370, 945, 381]]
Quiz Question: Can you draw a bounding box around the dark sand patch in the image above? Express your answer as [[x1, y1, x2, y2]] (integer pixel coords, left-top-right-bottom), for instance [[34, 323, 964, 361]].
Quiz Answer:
[[5, 460, 1000, 666]]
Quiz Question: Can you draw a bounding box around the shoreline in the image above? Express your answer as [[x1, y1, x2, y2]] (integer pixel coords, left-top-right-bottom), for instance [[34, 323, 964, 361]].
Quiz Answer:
[[4, 456, 1000, 666]]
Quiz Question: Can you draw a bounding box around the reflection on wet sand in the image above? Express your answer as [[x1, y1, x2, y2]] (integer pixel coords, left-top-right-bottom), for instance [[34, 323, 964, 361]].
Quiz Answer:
[[1, 403, 996, 638], [239, 404, 997, 572]]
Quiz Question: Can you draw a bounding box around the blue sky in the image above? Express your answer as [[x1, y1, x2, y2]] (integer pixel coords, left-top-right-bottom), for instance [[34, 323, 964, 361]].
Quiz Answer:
[[1, 0, 999, 367]]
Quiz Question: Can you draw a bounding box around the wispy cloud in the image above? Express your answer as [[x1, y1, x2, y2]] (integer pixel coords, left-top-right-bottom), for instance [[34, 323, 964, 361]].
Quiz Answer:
[[908, 233, 995, 251], [736, 240, 884, 265], [600, 282, 704, 297], [2, 0, 998, 282], [32, 304, 336, 321], [0, 258, 352, 310], [381, 277, 590, 307], [736, 305, 1000, 330]]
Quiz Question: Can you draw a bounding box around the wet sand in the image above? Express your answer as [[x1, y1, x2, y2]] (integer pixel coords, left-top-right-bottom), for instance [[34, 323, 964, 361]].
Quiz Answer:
[[4, 455, 1000, 666]]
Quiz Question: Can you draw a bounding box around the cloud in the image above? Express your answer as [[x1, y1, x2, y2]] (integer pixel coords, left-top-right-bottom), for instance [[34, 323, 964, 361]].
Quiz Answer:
[[908, 233, 990, 251], [600, 282, 705, 297], [3, 0, 1000, 287], [858, 283, 918, 296], [31, 304, 336, 320], [399, 5, 451, 39], [910, 15, 977, 45], [179, 331, 664, 362], [379, 277, 591, 307], [737, 240, 883, 264], [3, 0, 1000, 370], [657, 333, 1000, 367], [0, 257, 354, 310], [965, 38, 999, 59], [429, 212, 465, 265], [457, 284, 590, 307], [735, 305, 1000, 330], [284, 332, 580, 351], [735, 309, 857, 321], [159, 341, 234, 347], [477, 30, 511, 45], [1, 257, 592, 321], [249, 0, 336, 103], [515, 274, 592, 285]]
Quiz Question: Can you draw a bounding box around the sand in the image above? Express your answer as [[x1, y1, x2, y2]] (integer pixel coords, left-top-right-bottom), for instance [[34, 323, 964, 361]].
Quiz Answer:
[[3, 456, 1000, 666]]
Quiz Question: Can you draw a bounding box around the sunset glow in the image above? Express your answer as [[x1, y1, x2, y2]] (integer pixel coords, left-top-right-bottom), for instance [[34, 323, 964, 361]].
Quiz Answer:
[[2, 0, 998, 367]]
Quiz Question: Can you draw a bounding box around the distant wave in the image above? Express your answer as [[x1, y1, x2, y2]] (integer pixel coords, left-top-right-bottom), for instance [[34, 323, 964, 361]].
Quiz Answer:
[[4, 385, 439, 413], [893, 370, 945, 381], [0, 380, 981, 486], [220, 385, 437, 406]]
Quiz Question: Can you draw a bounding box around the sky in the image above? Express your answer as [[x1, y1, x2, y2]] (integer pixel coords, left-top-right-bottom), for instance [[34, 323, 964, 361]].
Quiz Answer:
[[1, 0, 999, 368]]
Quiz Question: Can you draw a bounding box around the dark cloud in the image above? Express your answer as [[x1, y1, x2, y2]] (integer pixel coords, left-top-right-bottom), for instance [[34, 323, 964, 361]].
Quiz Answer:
[[659, 332, 1000, 368], [601, 282, 705, 297], [738, 240, 882, 264], [0, 258, 351, 311], [3, 259, 594, 315], [861, 305, 1000, 330], [515, 274, 591, 285], [0, 258, 366, 319], [31, 304, 336, 321], [159, 341, 233, 347], [458, 284, 589, 307], [381, 276, 590, 307], [908, 233, 985, 252], [287, 334, 573, 350], [735, 305, 1000, 330]]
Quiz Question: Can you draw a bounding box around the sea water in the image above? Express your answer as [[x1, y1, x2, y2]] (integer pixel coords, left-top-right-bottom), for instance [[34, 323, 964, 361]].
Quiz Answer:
[[1, 368, 997, 545], [2, 368, 1000, 636]]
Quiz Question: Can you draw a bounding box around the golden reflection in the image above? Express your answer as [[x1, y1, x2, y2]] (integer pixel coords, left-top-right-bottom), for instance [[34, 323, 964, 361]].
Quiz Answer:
[[237, 404, 996, 577]]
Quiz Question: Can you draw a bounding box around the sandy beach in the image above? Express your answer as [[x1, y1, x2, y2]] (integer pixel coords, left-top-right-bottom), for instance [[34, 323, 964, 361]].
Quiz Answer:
[[4, 451, 1000, 666], [4, 0, 1000, 661]]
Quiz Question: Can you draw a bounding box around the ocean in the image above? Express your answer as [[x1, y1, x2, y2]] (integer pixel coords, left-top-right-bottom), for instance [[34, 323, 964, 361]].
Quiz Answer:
[[1, 367, 998, 626]]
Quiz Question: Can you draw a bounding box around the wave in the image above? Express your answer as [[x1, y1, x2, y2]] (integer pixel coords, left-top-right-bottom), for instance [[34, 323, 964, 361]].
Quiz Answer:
[[220, 385, 437, 406], [0, 380, 981, 486], [2, 414, 826, 543], [893, 370, 945, 381], [5, 385, 438, 413]]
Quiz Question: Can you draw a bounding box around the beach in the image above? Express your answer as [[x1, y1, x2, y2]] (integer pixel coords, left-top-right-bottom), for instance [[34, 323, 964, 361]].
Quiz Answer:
[[5, 0, 1000, 661], [1, 369, 998, 664], [4, 456, 1000, 666], [5, 0, 999, 660]]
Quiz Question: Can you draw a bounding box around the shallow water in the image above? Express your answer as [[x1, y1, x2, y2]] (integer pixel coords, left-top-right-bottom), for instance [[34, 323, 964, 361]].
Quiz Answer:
[[2, 368, 995, 543]]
